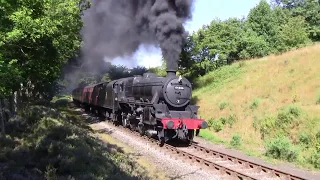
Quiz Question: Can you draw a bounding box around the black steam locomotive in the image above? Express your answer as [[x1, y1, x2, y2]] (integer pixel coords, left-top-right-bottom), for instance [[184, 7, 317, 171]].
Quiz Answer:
[[72, 69, 208, 145]]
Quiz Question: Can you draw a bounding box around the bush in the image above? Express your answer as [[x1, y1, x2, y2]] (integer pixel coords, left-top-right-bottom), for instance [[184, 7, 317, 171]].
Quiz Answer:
[[309, 151, 320, 169], [208, 118, 224, 132], [250, 98, 261, 110], [298, 132, 311, 146], [227, 114, 236, 128], [219, 101, 228, 110], [265, 135, 298, 162], [276, 105, 302, 128], [219, 117, 227, 125], [230, 133, 242, 148], [258, 116, 276, 139], [207, 118, 215, 128]]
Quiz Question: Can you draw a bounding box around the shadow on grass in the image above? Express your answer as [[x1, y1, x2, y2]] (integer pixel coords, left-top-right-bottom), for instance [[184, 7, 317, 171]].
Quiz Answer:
[[190, 95, 199, 105], [0, 105, 152, 180]]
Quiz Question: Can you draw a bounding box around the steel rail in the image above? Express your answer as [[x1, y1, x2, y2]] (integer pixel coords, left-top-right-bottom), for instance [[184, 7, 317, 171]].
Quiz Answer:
[[189, 144, 306, 180]]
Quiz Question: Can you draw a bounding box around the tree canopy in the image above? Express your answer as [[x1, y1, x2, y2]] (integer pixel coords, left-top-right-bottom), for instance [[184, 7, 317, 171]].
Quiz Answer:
[[0, 0, 88, 99], [178, 0, 317, 80]]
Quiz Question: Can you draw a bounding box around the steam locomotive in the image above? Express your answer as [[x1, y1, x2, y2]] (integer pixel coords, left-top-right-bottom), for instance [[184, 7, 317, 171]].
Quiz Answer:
[[72, 69, 208, 145]]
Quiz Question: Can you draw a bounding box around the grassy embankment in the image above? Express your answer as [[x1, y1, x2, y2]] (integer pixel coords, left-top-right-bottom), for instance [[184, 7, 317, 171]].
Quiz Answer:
[[193, 43, 320, 170], [0, 96, 158, 180]]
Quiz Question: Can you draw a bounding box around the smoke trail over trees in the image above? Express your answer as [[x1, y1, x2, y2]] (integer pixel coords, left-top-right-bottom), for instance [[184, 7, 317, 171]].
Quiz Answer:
[[81, 0, 194, 71]]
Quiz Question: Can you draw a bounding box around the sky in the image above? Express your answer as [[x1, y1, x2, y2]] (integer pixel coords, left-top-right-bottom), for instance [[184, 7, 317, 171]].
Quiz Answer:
[[110, 0, 262, 68]]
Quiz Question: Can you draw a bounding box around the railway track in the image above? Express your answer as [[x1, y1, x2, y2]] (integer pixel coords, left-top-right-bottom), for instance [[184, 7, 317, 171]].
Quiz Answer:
[[108, 123, 307, 180], [176, 144, 307, 180], [73, 105, 310, 180]]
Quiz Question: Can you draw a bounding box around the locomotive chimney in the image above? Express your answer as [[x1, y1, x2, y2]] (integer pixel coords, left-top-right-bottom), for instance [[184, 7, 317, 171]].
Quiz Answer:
[[166, 68, 176, 77]]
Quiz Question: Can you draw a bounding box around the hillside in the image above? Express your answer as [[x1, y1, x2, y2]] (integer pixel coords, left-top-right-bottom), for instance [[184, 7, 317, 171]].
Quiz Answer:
[[193, 43, 320, 169]]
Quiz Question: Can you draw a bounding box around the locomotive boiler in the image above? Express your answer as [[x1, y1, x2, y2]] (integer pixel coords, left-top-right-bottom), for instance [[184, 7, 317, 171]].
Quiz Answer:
[[72, 69, 208, 145]]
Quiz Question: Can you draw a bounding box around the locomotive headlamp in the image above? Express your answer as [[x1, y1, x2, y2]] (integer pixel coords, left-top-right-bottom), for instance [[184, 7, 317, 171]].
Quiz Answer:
[[166, 120, 174, 129], [200, 121, 208, 129]]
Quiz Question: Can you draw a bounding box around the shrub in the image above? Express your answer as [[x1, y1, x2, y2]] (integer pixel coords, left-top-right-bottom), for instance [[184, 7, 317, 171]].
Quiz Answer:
[[309, 151, 320, 169], [209, 119, 224, 132], [298, 132, 311, 146], [230, 133, 242, 148], [219, 101, 228, 110], [250, 98, 261, 110], [219, 117, 227, 125], [207, 118, 215, 128], [276, 105, 302, 128], [45, 164, 58, 180], [259, 116, 276, 139], [265, 135, 298, 162], [227, 114, 236, 128]]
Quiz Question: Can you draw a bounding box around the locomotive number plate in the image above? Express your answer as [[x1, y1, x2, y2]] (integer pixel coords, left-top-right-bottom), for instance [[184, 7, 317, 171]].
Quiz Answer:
[[174, 86, 184, 90]]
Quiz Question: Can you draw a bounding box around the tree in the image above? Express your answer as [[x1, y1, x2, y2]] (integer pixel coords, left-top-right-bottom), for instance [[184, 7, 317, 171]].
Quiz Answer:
[[0, 0, 89, 101], [272, 0, 320, 41], [238, 27, 270, 59], [247, 0, 310, 53], [247, 0, 280, 52]]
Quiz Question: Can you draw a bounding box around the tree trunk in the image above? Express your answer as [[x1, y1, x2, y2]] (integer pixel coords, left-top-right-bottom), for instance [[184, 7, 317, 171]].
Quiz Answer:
[[9, 92, 17, 116], [0, 99, 5, 136]]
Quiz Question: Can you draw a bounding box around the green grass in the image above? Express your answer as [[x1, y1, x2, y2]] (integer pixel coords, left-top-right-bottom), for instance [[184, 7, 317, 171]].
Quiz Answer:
[[199, 129, 226, 144], [193, 62, 245, 96]]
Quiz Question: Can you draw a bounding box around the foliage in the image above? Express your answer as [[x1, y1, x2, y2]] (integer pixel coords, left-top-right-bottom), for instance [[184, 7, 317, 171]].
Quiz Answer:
[[0, 105, 150, 179], [226, 114, 237, 128], [178, 0, 314, 79], [207, 118, 224, 132], [250, 98, 261, 110], [256, 116, 277, 139], [207, 114, 237, 133], [275, 104, 302, 129], [0, 0, 88, 100], [254, 104, 303, 139], [230, 133, 242, 148], [309, 151, 320, 168], [299, 132, 311, 147], [265, 135, 298, 162], [219, 101, 228, 110], [0, 59, 22, 97], [272, 0, 320, 41]]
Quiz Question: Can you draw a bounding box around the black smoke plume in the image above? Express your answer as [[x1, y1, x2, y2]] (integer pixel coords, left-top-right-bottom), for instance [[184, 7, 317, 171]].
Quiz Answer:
[[81, 0, 194, 71]]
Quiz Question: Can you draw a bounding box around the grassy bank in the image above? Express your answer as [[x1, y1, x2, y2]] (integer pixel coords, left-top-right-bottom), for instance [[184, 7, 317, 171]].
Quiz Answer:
[[0, 100, 153, 179], [193, 43, 320, 170]]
